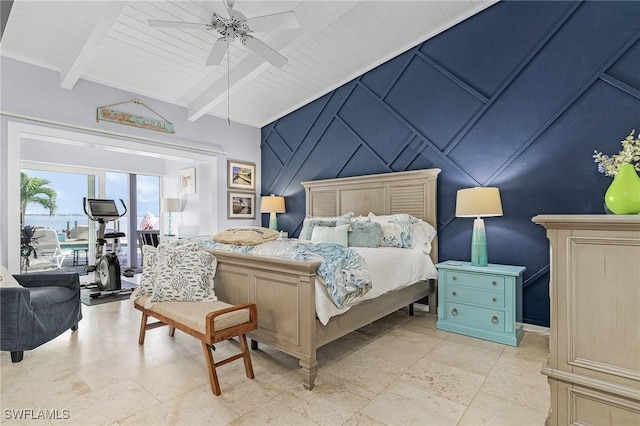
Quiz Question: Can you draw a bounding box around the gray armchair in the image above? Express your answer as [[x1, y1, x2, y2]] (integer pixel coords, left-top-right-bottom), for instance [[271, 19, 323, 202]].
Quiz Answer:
[[1, 272, 82, 362]]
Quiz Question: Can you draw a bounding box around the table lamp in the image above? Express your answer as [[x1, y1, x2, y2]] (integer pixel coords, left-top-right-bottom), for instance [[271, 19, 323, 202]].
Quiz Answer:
[[455, 187, 503, 267], [261, 195, 285, 231], [162, 198, 181, 236]]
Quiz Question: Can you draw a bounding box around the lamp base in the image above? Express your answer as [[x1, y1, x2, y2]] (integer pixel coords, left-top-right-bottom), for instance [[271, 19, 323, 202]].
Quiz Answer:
[[167, 212, 174, 238], [269, 212, 278, 231], [471, 217, 488, 267]]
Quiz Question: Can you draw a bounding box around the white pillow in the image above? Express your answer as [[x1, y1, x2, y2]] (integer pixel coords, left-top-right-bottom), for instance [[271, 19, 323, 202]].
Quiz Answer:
[[0, 266, 22, 288], [299, 213, 354, 240], [310, 224, 350, 246], [412, 219, 437, 254], [131, 245, 161, 298]]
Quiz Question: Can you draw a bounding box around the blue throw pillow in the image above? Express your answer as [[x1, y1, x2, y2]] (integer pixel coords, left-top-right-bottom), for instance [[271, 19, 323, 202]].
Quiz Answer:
[[347, 221, 383, 248]]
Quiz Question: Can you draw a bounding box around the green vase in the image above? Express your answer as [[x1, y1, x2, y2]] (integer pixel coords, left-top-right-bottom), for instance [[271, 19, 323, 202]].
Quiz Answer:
[[604, 163, 640, 214]]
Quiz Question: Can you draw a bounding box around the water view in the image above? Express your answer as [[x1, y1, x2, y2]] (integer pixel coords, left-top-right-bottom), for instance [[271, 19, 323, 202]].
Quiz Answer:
[[20, 169, 160, 273]]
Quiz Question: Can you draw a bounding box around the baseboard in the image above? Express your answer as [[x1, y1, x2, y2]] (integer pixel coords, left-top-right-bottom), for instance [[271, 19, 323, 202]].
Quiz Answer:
[[523, 323, 550, 334]]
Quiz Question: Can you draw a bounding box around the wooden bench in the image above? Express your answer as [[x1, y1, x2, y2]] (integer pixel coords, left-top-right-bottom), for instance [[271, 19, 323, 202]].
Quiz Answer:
[[133, 296, 257, 396]]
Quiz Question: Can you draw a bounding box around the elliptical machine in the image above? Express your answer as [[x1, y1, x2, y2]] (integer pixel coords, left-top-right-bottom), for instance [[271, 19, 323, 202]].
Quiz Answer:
[[83, 197, 132, 298]]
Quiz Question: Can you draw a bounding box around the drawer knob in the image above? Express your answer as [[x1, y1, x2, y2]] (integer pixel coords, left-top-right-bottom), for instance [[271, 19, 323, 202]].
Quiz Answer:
[[492, 281, 497, 286], [492, 297, 497, 302], [452, 276, 457, 281], [452, 291, 457, 296], [451, 308, 458, 316], [491, 315, 499, 324]]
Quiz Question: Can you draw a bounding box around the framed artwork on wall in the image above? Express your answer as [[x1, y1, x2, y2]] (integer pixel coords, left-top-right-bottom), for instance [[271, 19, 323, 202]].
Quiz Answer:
[[228, 191, 256, 219], [180, 167, 196, 195], [227, 160, 256, 191]]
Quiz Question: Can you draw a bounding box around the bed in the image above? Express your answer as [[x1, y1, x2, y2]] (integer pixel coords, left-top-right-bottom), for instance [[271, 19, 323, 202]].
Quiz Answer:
[[207, 168, 440, 390]]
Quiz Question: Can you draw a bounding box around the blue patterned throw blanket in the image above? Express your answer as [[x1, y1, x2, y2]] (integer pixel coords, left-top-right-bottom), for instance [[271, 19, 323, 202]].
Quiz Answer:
[[194, 238, 372, 308]]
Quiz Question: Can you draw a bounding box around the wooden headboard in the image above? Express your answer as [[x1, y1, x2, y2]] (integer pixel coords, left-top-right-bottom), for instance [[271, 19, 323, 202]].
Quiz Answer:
[[301, 169, 441, 262]]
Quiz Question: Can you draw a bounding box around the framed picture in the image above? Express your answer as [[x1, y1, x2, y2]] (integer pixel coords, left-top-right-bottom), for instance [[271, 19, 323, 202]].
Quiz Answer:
[[227, 160, 256, 190], [180, 167, 196, 195], [228, 191, 256, 219]]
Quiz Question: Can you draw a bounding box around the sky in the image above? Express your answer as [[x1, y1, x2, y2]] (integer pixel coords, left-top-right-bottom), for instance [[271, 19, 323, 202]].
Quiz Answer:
[[22, 169, 160, 216]]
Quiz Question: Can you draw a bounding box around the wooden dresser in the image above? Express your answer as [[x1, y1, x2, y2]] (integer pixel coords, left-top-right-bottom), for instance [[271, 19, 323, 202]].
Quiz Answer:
[[532, 215, 640, 426]]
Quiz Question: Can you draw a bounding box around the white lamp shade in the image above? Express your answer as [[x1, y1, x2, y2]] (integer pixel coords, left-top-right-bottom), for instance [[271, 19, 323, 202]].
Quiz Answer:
[[260, 195, 286, 213], [162, 198, 181, 213], [456, 187, 503, 217]]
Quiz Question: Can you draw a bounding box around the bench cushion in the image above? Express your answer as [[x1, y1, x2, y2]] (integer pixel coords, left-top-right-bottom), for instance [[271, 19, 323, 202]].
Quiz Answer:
[[135, 296, 250, 335]]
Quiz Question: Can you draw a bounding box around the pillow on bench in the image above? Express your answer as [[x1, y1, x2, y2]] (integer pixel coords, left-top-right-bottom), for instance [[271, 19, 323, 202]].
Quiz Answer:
[[132, 243, 218, 308]]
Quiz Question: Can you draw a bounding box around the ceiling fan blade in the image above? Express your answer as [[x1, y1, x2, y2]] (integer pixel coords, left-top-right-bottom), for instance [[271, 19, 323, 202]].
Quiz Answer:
[[243, 36, 287, 68], [206, 38, 229, 66], [224, 0, 246, 21], [194, 0, 229, 21], [148, 20, 207, 30], [246, 11, 299, 33]]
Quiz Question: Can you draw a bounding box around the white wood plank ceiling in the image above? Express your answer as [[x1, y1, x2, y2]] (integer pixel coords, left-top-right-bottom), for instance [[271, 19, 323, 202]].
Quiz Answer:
[[1, 1, 495, 127]]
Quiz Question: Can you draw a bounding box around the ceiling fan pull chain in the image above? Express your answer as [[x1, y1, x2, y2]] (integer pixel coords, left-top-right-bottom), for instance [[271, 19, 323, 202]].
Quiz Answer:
[[227, 37, 231, 126]]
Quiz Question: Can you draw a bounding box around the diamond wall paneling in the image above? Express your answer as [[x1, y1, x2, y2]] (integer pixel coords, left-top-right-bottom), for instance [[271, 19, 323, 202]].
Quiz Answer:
[[261, 1, 640, 326]]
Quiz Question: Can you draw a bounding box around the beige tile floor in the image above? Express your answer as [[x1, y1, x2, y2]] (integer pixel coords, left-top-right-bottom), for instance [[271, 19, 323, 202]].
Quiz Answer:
[[1, 300, 550, 425]]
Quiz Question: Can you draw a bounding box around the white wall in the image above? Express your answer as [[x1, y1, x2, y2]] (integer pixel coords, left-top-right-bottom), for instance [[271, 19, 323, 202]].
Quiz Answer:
[[0, 57, 261, 271]]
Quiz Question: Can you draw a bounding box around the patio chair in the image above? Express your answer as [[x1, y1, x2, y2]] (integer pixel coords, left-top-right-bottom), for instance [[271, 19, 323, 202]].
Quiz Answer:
[[32, 228, 73, 269], [136, 230, 160, 266]]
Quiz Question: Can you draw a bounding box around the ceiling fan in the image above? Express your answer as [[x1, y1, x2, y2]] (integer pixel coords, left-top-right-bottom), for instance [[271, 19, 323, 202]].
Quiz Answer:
[[148, 0, 299, 68]]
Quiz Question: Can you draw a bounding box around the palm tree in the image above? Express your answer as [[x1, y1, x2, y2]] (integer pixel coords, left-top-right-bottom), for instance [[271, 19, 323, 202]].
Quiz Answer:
[[20, 172, 57, 227]]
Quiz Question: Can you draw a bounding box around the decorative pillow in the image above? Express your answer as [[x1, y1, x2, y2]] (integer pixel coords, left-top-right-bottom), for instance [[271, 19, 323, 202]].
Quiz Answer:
[[347, 221, 383, 248], [139, 211, 159, 230], [132, 242, 199, 299], [131, 245, 160, 298], [146, 246, 218, 308], [299, 213, 353, 240], [0, 266, 22, 288], [412, 219, 438, 254], [213, 227, 278, 246], [368, 213, 419, 248], [310, 224, 350, 246]]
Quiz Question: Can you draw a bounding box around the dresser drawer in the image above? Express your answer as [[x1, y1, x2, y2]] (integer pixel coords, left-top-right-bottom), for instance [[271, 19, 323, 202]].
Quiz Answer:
[[443, 303, 505, 333], [446, 285, 505, 309], [445, 271, 505, 292]]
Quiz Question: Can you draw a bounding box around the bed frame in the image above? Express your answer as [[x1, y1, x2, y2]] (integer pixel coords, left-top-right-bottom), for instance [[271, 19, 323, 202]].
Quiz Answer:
[[208, 168, 441, 390]]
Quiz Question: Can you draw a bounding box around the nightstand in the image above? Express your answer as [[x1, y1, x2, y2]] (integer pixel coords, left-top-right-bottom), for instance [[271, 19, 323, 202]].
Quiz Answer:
[[435, 261, 526, 346]]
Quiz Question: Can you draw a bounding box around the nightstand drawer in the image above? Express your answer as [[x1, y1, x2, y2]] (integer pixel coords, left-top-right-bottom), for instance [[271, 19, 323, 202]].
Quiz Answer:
[[445, 271, 505, 292], [446, 286, 505, 309], [443, 303, 505, 333]]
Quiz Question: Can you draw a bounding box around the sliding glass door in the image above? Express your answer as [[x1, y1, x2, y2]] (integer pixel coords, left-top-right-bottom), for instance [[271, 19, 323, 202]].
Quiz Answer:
[[20, 164, 160, 273], [20, 167, 99, 273]]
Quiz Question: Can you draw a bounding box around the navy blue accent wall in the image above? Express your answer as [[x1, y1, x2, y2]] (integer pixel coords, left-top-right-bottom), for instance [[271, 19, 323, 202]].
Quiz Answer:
[[261, 1, 640, 327]]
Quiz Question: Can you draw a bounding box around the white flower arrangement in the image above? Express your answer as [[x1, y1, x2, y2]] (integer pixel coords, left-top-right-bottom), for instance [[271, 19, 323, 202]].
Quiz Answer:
[[593, 129, 640, 177]]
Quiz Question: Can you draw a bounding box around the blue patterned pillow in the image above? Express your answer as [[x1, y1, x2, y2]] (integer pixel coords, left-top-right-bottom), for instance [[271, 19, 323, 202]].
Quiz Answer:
[[347, 221, 383, 248], [368, 213, 418, 248]]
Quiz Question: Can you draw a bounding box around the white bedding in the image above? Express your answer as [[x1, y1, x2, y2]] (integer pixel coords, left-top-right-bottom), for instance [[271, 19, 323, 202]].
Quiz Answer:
[[315, 247, 437, 325]]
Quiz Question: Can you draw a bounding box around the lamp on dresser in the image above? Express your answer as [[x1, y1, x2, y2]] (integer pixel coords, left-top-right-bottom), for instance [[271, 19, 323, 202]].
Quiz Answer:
[[456, 187, 503, 267], [260, 195, 285, 231]]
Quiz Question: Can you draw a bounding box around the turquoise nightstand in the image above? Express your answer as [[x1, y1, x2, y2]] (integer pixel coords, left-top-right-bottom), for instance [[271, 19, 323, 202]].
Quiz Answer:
[[436, 261, 526, 346]]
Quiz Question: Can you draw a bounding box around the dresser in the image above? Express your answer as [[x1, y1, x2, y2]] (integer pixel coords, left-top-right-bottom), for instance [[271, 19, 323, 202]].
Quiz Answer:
[[533, 215, 640, 426], [435, 261, 525, 346]]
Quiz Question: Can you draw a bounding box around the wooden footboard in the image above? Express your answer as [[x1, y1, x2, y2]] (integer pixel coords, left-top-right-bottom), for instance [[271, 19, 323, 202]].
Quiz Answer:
[[208, 249, 436, 390], [209, 168, 441, 390]]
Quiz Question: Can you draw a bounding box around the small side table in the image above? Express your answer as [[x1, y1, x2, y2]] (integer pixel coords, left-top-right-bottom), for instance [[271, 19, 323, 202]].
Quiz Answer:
[[72, 249, 88, 266], [436, 261, 526, 346]]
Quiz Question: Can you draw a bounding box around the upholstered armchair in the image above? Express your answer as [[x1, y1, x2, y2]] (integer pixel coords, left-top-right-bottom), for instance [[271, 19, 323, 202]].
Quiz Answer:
[[0, 270, 82, 362]]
